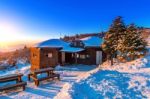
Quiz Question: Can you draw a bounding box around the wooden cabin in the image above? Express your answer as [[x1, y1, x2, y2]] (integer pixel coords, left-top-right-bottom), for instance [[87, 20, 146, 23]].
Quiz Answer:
[[30, 36, 106, 70], [30, 47, 61, 70]]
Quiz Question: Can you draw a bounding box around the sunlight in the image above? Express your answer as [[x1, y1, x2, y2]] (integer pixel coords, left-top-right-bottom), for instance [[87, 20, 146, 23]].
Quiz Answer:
[[0, 21, 22, 46]]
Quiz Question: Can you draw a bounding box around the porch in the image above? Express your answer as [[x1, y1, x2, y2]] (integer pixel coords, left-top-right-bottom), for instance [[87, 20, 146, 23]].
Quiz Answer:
[[59, 47, 103, 65]]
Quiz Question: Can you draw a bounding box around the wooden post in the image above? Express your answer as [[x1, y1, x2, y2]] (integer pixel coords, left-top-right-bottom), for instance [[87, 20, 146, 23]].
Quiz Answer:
[[75, 53, 77, 64], [28, 74, 31, 81], [111, 58, 113, 66], [23, 85, 26, 91], [18, 76, 22, 82], [35, 80, 39, 86], [47, 71, 50, 77]]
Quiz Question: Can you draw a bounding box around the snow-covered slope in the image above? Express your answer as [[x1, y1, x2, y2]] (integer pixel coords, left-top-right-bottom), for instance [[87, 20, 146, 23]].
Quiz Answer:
[[69, 57, 150, 98], [68, 36, 150, 99]]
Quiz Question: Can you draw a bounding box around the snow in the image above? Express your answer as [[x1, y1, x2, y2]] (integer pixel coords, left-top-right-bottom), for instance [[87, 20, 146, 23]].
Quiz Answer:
[[80, 36, 103, 47], [68, 37, 150, 99], [36, 39, 70, 48], [1, 52, 150, 99], [69, 57, 150, 98], [0, 60, 30, 76], [0, 64, 97, 99], [60, 46, 84, 53], [54, 65, 98, 99], [54, 83, 72, 99]]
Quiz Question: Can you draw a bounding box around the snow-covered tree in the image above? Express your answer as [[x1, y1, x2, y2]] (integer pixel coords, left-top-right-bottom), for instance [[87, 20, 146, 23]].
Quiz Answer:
[[123, 24, 147, 60], [102, 16, 147, 64], [102, 16, 126, 65]]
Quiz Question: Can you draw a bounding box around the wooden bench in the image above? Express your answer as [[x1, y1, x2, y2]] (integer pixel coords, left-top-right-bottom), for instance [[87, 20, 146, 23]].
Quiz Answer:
[[28, 67, 54, 81], [0, 77, 18, 83], [0, 66, 7, 70], [0, 73, 27, 92], [0, 73, 23, 83], [0, 82, 27, 92], [31, 67, 54, 75], [28, 68, 60, 86], [32, 74, 60, 86]]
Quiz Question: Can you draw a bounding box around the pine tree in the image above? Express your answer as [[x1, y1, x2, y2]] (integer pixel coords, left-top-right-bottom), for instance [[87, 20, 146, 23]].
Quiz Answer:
[[124, 24, 147, 60], [102, 16, 126, 65]]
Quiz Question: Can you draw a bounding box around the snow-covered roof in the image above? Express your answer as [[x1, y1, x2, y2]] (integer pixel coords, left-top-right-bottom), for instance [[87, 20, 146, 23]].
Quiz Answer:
[[60, 46, 84, 53], [35, 39, 70, 48], [80, 36, 103, 47], [35, 36, 103, 50]]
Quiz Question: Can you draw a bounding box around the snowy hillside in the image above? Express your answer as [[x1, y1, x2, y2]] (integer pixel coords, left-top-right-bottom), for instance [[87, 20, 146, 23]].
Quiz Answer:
[[68, 37, 150, 98], [69, 57, 150, 98]]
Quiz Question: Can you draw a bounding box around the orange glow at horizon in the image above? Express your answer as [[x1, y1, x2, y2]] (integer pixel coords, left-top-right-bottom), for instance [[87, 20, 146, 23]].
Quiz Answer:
[[0, 20, 44, 48]]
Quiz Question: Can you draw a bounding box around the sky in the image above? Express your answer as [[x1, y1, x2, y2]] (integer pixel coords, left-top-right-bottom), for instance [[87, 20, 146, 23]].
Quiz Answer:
[[0, 0, 150, 49]]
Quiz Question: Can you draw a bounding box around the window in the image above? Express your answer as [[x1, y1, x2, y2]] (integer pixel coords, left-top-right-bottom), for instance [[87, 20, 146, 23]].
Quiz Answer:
[[48, 53, 53, 58], [33, 53, 37, 58], [80, 55, 86, 59], [77, 54, 79, 58], [86, 55, 90, 58], [75, 54, 90, 59], [72, 53, 74, 58]]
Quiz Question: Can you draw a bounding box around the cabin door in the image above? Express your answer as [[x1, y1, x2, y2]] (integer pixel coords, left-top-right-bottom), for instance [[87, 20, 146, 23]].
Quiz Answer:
[[96, 51, 102, 65], [62, 52, 65, 64]]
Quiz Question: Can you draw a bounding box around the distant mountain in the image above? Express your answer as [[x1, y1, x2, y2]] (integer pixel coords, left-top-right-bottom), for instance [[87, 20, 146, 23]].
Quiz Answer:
[[62, 32, 105, 41]]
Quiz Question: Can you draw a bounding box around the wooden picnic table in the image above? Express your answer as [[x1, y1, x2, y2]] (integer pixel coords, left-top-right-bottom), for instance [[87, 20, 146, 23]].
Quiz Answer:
[[28, 67, 60, 86], [0, 73, 27, 92], [31, 67, 54, 75], [0, 73, 23, 83], [0, 66, 7, 70]]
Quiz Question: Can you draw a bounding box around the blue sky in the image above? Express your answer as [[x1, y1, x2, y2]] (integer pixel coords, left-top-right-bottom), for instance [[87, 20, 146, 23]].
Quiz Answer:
[[0, 0, 150, 42]]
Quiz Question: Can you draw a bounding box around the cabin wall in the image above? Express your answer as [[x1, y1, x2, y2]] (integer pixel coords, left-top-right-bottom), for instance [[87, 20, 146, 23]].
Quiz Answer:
[[30, 47, 60, 70], [63, 48, 105, 65], [76, 48, 104, 65], [30, 47, 41, 70], [39, 48, 59, 68], [65, 53, 75, 64], [58, 52, 62, 64], [30, 47, 106, 70], [76, 48, 96, 65]]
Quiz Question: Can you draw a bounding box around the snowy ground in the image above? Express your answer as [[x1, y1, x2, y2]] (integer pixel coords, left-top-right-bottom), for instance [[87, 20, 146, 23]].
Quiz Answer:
[[68, 37, 150, 99], [2, 57, 150, 99], [0, 63, 97, 99], [1, 58, 150, 99], [69, 57, 150, 99]]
